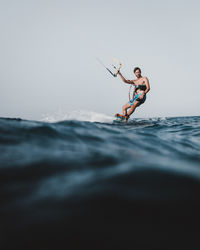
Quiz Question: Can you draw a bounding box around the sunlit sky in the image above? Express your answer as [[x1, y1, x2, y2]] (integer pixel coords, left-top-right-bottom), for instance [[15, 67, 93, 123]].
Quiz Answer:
[[1, 0, 200, 120]]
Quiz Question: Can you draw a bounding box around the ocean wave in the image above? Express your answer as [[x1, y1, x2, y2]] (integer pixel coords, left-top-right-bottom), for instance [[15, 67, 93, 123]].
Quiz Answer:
[[0, 114, 200, 250]]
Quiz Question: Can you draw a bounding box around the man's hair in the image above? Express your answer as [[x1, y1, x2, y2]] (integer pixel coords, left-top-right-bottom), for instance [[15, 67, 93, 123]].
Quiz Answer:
[[134, 67, 141, 73]]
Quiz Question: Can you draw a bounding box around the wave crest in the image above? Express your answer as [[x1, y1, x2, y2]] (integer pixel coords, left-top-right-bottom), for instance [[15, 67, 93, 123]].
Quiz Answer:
[[41, 110, 114, 123]]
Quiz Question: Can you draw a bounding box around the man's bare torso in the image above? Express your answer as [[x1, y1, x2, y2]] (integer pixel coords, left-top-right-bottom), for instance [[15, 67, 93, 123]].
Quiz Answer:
[[133, 76, 146, 85]]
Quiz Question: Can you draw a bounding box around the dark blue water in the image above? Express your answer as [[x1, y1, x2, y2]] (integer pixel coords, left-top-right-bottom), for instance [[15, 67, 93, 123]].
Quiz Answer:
[[1, 116, 200, 250]]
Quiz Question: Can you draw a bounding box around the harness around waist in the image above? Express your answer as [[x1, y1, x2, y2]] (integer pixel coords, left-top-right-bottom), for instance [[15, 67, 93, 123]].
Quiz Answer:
[[135, 84, 147, 91]]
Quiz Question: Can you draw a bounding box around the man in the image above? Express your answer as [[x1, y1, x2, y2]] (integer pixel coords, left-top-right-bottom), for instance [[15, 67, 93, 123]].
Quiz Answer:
[[116, 67, 150, 121]]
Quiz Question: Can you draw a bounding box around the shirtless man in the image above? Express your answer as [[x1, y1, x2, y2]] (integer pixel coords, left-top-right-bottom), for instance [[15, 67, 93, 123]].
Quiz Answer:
[[116, 67, 150, 121]]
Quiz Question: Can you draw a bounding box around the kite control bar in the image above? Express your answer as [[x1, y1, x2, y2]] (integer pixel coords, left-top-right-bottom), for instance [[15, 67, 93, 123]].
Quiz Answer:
[[96, 57, 122, 77]]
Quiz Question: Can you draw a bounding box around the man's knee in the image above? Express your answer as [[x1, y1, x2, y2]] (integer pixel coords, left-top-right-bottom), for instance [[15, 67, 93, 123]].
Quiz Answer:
[[123, 104, 129, 110], [130, 103, 137, 110], [132, 101, 140, 109]]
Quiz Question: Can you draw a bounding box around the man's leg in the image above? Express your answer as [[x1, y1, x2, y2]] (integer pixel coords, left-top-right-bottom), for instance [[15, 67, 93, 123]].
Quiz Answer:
[[127, 101, 140, 117], [122, 103, 131, 115]]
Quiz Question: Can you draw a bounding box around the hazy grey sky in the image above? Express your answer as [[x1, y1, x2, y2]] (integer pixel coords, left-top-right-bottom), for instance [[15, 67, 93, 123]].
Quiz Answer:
[[1, 0, 200, 120]]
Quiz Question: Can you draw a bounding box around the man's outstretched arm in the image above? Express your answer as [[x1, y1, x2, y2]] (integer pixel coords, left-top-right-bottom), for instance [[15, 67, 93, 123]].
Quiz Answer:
[[118, 71, 134, 84]]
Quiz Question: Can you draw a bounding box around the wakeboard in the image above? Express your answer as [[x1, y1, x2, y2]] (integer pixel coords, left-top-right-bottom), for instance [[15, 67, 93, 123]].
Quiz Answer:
[[113, 113, 128, 123]]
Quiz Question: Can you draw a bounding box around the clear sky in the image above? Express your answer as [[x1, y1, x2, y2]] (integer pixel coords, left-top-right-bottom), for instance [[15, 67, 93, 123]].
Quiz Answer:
[[0, 0, 200, 120]]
